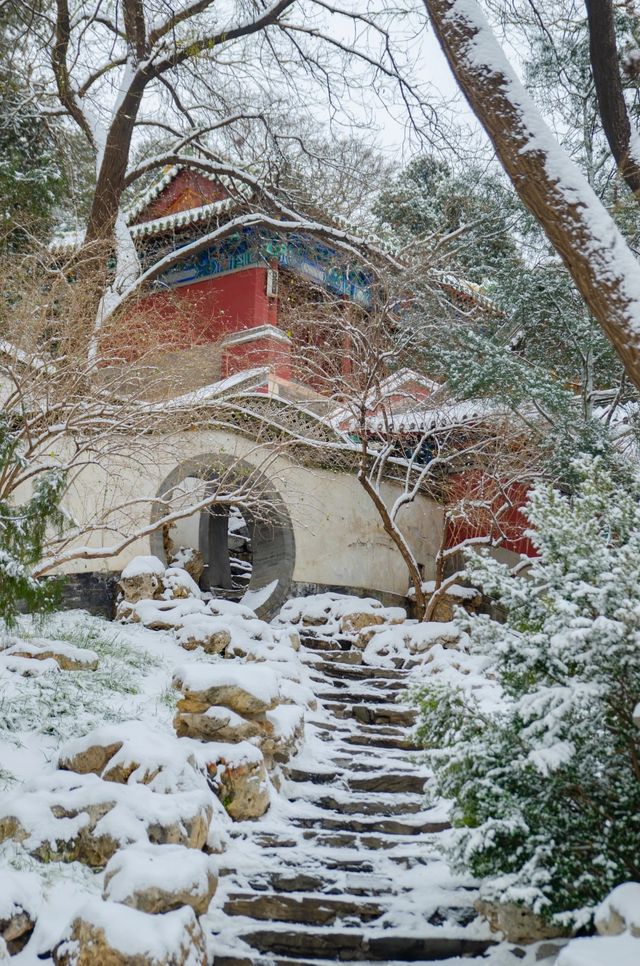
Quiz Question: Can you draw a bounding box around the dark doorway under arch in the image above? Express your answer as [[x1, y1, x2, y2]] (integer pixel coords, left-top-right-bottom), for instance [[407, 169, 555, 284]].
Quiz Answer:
[[150, 453, 295, 618]]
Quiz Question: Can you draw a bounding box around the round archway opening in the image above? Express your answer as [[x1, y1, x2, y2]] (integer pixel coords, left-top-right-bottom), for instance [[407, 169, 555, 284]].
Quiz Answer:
[[151, 455, 295, 618]]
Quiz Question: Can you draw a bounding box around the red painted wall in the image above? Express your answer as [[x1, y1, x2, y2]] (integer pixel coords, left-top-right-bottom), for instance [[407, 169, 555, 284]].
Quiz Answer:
[[119, 266, 279, 357], [222, 336, 292, 380], [444, 474, 537, 558]]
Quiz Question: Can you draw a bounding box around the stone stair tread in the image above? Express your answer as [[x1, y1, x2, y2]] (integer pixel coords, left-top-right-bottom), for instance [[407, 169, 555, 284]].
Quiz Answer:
[[309, 662, 410, 680], [346, 773, 428, 793], [340, 734, 423, 751], [300, 637, 349, 651], [304, 650, 363, 665], [240, 871, 395, 898], [316, 690, 408, 705], [223, 891, 385, 925], [215, 956, 488, 966], [286, 767, 336, 785], [308, 719, 410, 738], [213, 642, 482, 962], [287, 793, 424, 817], [237, 927, 495, 962], [293, 815, 450, 835], [324, 704, 416, 727]]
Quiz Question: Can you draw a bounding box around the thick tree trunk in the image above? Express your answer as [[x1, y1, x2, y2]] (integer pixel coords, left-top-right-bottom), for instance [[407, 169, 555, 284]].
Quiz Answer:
[[423, 0, 640, 393], [84, 79, 147, 249], [585, 0, 640, 199]]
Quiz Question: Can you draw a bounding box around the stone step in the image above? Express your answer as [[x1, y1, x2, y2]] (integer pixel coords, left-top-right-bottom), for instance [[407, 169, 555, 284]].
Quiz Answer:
[[300, 632, 354, 644], [245, 872, 330, 894], [337, 733, 420, 752], [293, 815, 450, 836], [346, 773, 427, 794], [216, 956, 482, 966], [317, 689, 407, 705], [251, 833, 299, 849], [286, 767, 336, 785], [299, 831, 399, 851], [238, 928, 495, 962], [300, 637, 348, 652], [242, 870, 395, 898], [308, 720, 410, 739], [315, 680, 408, 696], [291, 796, 424, 817], [305, 650, 363, 666], [324, 703, 416, 727], [329, 757, 418, 772], [223, 892, 384, 926], [310, 662, 409, 681]]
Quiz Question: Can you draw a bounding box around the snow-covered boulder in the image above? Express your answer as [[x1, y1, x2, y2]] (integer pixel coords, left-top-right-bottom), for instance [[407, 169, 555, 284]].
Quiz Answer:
[[161, 567, 202, 601], [208, 598, 260, 621], [474, 898, 569, 944], [3, 637, 98, 671], [103, 843, 217, 916], [217, 755, 270, 821], [263, 705, 305, 763], [0, 772, 212, 866], [362, 621, 465, 667], [595, 882, 640, 937], [184, 739, 271, 821], [119, 555, 166, 603], [274, 592, 405, 637], [174, 615, 231, 655], [0, 870, 41, 955], [173, 665, 281, 716], [58, 722, 203, 793], [0, 654, 60, 676], [169, 546, 205, 583], [174, 706, 263, 743], [120, 598, 209, 630], [53, 899, 206, 966], [415, 581, 482, 622], [558, 934, 640, 966]]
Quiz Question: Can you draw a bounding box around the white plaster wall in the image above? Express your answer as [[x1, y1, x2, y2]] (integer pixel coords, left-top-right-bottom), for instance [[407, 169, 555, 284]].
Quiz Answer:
[[52, 428, 444, 600]]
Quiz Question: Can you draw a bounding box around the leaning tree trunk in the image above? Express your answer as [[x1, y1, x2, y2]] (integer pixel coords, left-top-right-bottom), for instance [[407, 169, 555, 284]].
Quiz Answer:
[[423, 0, 640, 393]]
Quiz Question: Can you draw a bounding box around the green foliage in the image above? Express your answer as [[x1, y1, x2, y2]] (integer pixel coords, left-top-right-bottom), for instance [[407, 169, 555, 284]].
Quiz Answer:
[[0, 76, 63, 249], [374, 155, 520, 284], [412, 459, 640, 926], [0, 618, 161, 745], [0, 416, 67, 625]]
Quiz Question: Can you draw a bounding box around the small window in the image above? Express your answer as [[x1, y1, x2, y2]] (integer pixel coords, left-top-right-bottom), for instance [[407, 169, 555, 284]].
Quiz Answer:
[[266, 268, 279, 298]]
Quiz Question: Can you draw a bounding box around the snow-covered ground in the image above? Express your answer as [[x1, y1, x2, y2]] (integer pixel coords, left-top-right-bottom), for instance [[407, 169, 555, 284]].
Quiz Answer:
[[0, 580, 637, 964]]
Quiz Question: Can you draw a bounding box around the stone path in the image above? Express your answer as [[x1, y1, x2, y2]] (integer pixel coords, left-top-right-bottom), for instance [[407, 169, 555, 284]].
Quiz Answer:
[[208, 633, 502, 964]]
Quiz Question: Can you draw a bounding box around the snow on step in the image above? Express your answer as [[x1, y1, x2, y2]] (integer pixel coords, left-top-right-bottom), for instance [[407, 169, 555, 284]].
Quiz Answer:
[[203, 625, 497, 966]]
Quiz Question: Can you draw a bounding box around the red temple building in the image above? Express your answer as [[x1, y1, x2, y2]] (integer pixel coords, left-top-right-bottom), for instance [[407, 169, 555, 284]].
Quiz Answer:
[[119, 166, 535, 561]]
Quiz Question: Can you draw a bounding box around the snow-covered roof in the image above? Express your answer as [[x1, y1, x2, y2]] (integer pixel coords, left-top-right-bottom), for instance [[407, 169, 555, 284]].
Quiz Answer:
[[365, 397, 504, 434], [375, 367, 441, 398], [50, 197, 242, 253], [49, 163, 498, 316], [125, 164, 252, 224], [129, 196, 240, 239], [166, 367, 270, 408]]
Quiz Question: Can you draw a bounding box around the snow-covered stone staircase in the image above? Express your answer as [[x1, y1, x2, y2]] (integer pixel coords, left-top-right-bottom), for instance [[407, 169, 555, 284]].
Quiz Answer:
[[208, 633, 499, 964]]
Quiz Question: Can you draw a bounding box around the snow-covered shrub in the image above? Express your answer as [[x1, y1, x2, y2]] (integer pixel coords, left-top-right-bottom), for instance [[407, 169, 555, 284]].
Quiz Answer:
[[0, 415, 66, 625], [412, 458, 640, 928]]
